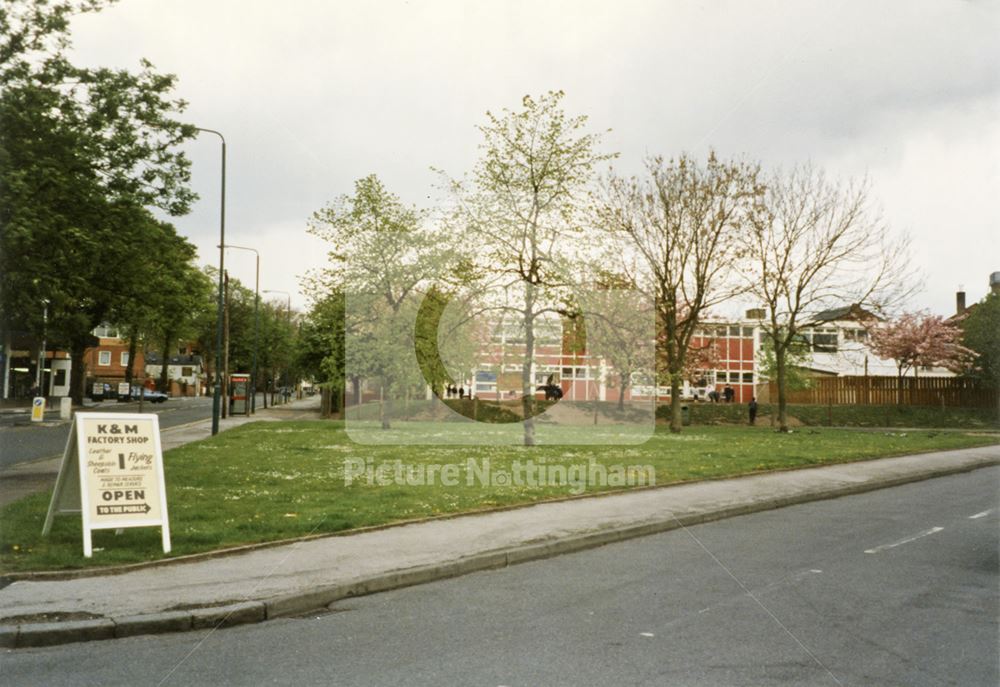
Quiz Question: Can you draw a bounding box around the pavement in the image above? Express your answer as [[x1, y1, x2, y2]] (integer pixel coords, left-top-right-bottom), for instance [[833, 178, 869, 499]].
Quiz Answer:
[[0, 400, 997, 650]]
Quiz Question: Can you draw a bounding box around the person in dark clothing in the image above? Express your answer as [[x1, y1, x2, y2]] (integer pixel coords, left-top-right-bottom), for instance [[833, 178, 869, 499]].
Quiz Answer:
[[748, 396, 758, 425], [458, 386, 465, 399], [723, 384, 734, 403]]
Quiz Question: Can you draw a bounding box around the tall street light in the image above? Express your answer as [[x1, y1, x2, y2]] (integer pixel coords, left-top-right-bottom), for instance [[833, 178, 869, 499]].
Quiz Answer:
[[36, 299, 49, 395], [263, 289, 291, 404], [195, 127, 226, 435], [223, 244, 260, 414]]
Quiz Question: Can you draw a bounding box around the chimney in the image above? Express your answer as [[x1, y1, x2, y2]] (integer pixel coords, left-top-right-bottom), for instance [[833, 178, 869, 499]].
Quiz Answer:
[[991, 272, 1000, 295], [956, 290, 966, 316]]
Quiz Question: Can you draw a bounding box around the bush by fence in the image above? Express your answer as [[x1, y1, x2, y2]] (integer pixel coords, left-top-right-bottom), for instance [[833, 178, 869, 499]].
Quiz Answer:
[[655, 401, 998, 429]]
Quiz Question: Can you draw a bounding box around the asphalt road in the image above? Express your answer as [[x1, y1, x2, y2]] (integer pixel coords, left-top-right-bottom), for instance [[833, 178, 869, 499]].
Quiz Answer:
[[2, 467, 997, 687], [0, 396, 236, 469]]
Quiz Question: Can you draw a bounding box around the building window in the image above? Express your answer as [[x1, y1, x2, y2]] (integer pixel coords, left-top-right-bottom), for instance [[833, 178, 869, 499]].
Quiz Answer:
[[92, 324, 120, 339], [120, 352, 130, 366], [742, 372, 754, 383], [181, 366, 193, 377], [811, 330, 838, 353], [742, 327, 754, 338], [98, 351, 111, 366]]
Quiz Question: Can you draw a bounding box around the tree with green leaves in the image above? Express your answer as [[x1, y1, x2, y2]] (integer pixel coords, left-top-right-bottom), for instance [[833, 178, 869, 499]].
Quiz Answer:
[[308, 174, 450, 429], [960, 291, 1000, 422], [295, 290, 345, 415], [756, 333, 813, 392], [442, 90, 614, 445], [0, 0, 197, 403]]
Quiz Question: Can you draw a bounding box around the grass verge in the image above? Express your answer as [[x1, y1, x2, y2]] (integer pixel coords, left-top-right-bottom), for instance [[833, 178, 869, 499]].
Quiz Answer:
[[1, 422, 996, 573]]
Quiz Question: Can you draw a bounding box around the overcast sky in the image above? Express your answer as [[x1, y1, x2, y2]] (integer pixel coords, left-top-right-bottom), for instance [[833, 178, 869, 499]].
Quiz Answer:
[[68, 0, 999, 316]]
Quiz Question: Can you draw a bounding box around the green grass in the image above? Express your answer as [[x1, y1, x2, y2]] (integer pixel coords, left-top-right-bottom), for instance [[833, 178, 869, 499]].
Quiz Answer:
[[1, 421, 996, 573]]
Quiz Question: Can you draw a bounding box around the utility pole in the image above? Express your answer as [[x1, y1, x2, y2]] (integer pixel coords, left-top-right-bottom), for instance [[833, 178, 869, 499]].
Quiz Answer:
[[36, 299, 49, 395], [222, 271, 230, 419], [195, 127, 226, 435]]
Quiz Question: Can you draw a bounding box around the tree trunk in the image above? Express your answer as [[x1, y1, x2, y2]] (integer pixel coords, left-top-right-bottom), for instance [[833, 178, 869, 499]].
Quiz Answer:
[[618, 372, 627, 411], [520, 285, 536, 446], [669, 375, 682, 433], [776, 345, 789, 432], [124, 330, 138, 389], [69, 338, 88, 406], [159, 330, 173, 392], [379, 384, 390, 429]]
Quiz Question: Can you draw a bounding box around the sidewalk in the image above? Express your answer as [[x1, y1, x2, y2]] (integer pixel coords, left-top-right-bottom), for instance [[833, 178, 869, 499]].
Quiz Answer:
[[0, 436, 996, 648]]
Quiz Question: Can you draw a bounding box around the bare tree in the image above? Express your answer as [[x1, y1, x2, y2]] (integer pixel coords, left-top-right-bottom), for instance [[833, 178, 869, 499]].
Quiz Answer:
[[598, 153, 761, 432], [745, 167, 915, 431]]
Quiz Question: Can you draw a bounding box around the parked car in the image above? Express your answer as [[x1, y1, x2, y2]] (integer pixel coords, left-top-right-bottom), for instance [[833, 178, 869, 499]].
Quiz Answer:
[[119, 387, 169, 403]]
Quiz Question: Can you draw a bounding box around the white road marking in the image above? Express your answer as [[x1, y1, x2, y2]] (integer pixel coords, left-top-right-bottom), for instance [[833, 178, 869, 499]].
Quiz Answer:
[[640, 632, 655, 637], [864, 527, 944, 554], [969, 509, 994, 520]]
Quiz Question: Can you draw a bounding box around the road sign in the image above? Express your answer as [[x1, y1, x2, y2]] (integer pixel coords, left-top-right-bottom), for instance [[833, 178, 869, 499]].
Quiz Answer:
[[30, 397, 46, 422], [42, 413, 171, 557]]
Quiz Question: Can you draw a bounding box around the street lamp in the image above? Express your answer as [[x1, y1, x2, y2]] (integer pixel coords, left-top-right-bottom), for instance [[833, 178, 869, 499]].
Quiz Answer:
[[263, 289, 291, 404], [36, 299, 49, 395], [195, 127, 226, 435], [223, 244, 260, 413]]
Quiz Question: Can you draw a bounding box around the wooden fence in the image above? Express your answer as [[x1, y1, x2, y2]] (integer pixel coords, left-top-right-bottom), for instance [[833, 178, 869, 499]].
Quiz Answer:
[[769, 376, 998, 408]]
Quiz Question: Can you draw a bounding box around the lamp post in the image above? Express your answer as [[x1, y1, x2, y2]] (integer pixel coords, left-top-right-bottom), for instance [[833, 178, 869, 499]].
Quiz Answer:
[[223, 244, 259, 414], [195, 127, 226, 435], [36, 299, 49, 395], [263, 289, 291, 404]]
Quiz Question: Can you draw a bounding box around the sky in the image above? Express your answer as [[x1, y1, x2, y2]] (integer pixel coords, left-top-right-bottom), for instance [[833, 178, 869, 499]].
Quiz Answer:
[[67, 0, 1000, 316]]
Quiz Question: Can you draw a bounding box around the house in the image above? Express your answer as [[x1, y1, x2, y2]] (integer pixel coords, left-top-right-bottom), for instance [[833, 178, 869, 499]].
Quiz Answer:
[[84, 325, 148, 395], [144, 352, 204, 397]]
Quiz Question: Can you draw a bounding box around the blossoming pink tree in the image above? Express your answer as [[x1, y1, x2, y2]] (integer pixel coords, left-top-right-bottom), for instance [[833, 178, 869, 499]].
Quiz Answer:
[[868, 312, 976, 404]]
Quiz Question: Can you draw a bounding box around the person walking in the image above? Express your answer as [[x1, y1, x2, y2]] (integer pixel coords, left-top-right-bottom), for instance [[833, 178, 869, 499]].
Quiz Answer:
[[748, 396, 758, 425]]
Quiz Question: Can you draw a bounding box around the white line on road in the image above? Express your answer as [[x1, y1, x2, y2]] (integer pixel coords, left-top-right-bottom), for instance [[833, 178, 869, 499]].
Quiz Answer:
[[864, 527, 944, 554], [969, 509, 994, 520]]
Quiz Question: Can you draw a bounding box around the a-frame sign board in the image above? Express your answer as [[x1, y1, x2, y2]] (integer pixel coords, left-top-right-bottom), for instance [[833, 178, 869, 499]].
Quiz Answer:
[[43, 413, 171, 558]]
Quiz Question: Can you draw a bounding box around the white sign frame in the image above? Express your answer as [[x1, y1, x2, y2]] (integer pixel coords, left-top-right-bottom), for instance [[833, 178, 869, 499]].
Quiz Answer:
[[43, 412, 171, 557]]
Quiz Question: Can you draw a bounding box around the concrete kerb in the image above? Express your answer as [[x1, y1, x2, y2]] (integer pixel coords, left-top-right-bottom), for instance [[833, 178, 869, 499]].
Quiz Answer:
[[3, 455, 996, 649]]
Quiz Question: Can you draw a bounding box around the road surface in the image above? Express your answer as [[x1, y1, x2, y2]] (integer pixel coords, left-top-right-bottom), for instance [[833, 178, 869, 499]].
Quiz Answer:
[[2, 467, 996, 686]]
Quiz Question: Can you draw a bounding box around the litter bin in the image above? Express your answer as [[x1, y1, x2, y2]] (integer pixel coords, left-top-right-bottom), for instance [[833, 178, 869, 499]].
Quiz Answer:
[[681, 404, 690, 426]]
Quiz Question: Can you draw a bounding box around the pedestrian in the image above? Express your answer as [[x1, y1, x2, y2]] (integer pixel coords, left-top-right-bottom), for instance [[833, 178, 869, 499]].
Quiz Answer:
[[724, 384, 734, 403], [458, 386, 465, 399], [748, 396, 758, 425]]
